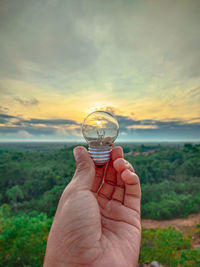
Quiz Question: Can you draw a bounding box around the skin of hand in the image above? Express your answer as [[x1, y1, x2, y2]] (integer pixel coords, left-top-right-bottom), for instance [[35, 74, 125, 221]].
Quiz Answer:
[[44, 146, 141, 267]]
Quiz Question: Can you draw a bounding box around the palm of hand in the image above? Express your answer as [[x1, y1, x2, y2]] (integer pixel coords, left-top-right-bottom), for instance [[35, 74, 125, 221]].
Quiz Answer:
[[45, 147, 141, 267]]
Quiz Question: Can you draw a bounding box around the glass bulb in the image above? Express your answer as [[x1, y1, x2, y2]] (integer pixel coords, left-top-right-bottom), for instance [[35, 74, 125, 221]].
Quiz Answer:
[[82, 111, 119, 165]]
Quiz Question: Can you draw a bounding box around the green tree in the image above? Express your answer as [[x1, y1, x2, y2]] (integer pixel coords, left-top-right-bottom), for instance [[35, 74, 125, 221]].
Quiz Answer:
[[140, 227, 191, 267], [179, 249, 200, 267], [0, 210, 52, 267], [6, 185, 24, 203]]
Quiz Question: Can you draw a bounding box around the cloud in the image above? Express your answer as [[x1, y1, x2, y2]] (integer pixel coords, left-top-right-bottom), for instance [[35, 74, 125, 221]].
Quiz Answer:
[[0, 125, 56, 136], [127, 125, 158, 130], [0, 113, 16, 119], [6, 130, 33, 138], [0, 113, 17, 124], [22, 118, 78, 125], [0, 0, 199, 88], [0, 105, 9, 113], [55, 126, 81, 137], [0, 0, 99, 84], [0, 111, 199, 141], [116, 113, 200, 130], [14, 97, 39, 106], [0, 125, 81, 139], [0, 113, 78, 126], [112, 113, 200, 141], [0, 0, 199, 140], [0, 113, 81, 139], [187, 86, 200, 100]]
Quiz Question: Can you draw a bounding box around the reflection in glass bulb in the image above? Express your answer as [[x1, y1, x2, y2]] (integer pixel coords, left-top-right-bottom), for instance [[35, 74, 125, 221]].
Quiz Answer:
[[82, 111, 119, 165]]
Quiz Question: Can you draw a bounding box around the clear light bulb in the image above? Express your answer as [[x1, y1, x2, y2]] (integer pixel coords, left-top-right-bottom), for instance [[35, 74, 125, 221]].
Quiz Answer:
[[82, 111, 119, 165]]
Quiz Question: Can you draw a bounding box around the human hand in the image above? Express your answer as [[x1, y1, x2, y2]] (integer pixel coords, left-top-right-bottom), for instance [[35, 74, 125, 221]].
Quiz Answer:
[[44, 146, 141, 267]]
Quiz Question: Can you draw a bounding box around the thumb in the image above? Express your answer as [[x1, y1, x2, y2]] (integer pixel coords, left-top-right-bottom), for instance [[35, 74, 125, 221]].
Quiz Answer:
[[72, 146, 95, 190]]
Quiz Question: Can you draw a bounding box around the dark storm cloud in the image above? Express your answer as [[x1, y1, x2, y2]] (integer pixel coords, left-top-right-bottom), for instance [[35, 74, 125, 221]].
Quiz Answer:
[[14, 97, 39, 106]]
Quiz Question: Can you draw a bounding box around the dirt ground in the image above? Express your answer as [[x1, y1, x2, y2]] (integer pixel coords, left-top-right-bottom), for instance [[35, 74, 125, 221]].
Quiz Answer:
[[142, 213, 200, 249]]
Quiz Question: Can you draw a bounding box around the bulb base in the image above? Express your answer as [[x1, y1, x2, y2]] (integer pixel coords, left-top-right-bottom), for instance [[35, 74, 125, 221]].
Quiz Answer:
[[88, 145, 112, 165]]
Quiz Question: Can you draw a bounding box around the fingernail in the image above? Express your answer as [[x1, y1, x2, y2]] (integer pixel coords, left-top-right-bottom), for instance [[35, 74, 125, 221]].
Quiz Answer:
[[73, 148, 83, 160]]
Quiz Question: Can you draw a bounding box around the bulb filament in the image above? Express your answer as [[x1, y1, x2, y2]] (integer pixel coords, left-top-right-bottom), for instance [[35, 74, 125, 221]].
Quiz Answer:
[[97, 128, 105, 145]]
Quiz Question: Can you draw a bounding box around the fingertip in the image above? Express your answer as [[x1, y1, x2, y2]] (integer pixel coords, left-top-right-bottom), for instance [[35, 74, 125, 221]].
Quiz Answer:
[[111, 146, 124, 161], [73, 146, 87, 154], [113, 158, 131, 173], [121, 169, 138, 185], [73, 146, 87, 153], [73, 146, 82, 160], [73, 146, 90, 162]]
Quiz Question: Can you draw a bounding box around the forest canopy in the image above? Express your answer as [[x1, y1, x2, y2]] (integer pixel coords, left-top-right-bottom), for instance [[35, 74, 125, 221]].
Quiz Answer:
[[0, 143, 199, 220]]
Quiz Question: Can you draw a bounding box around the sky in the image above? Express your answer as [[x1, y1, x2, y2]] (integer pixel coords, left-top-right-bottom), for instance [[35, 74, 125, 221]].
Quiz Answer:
[[0, 0, 200, 142]]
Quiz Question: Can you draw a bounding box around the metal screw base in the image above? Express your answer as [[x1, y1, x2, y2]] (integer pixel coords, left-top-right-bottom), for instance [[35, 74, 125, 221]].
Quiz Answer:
[[88, 145, 112, 165]]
